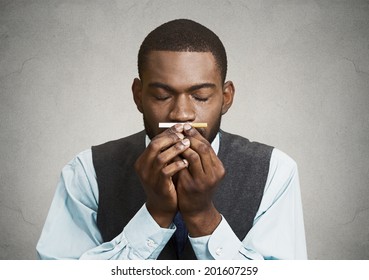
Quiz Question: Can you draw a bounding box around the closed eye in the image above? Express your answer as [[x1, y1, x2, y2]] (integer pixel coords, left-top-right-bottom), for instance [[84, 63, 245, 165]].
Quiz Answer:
[[154, 94, 171, 101], [192, 95, 209, 102]]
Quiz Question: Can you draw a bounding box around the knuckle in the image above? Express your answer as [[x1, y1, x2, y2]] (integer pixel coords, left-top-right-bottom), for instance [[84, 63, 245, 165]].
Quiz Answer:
[[212, 167, 225, 184], [156, 153, 167, 165], [188, 152, 200, 162], [175, 160, 185, 168], [172, 132, 183, 142], [211, 176, 220, 186], [186, 127, 197, 136], [218, 163, 226, 178], [218, 169, 226, 180], [137, 169, 148, 183], [160, 166, 171, 177], [198, 143, 210, 154], [205, 174, 216, 186], [174, 142, 184, 151], [167, 126, 176, 134], [148, 140, 160, 151], [219, 167, 226, 179]]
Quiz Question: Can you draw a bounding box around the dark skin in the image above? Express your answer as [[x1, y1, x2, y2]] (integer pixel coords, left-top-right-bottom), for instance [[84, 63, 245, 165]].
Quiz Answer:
[[132, 51, 235, 237]]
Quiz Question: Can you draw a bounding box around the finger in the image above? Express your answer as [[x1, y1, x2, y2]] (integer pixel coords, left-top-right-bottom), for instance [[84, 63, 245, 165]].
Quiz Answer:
[[185, 136, 218, 174], [181, 147, 205, 177], [182, 123, 211, 174], [137, 130, 184, 177], [171, 159, 193, 190], [145, 131, 184, 161], [176, 167, 194, 193], [161, 123, 185, 135], [153, 123, 185, 147], [148, 123, 186, 155], [153, 138, 190, 173], [160, 158, 189, 179], [183, 123, 208, 144]]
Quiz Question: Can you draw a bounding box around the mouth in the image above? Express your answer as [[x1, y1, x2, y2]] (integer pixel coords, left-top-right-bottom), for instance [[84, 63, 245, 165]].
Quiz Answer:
[[158, 122, 207, 128], [158, 122, 208, 138]]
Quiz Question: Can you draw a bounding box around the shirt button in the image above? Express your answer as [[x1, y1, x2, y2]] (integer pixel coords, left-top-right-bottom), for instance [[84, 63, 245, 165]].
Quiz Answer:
[[147, 239, 156, 248], [215, 247, 223, 256]]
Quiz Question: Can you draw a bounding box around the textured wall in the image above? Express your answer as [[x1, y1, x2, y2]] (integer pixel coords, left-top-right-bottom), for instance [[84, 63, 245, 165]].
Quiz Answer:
[[0, 0, 368, 259]]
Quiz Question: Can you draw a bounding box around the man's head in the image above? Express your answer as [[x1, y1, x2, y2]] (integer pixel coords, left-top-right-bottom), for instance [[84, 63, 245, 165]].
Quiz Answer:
[[138, 19, 227, 84], [132, 19, 234, 143]]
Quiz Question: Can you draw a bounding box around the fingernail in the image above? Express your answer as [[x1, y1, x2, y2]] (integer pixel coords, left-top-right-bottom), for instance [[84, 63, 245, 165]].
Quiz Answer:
[[184, 123, 192, 131], [181, 138, 190, 146], [182, 159, 189, 167], [175, 123, 184, 132]]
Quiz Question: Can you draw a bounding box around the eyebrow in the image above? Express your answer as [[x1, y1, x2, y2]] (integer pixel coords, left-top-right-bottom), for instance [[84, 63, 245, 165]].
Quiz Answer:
[[148, 82, 216, 94]]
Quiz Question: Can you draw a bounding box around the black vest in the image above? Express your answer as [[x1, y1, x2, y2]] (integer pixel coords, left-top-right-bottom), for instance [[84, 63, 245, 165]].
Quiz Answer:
[[92, 130, 273, 259]]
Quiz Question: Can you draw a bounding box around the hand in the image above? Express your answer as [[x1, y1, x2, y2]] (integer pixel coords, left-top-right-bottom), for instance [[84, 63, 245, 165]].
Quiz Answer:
[[176, 124, 224, 236], [134, 124, 190, 227]]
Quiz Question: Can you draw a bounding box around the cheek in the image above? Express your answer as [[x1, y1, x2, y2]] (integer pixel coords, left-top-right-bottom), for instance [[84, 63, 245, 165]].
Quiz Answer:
[[142, 100, 167, 120], [194, 99, 223, 120]]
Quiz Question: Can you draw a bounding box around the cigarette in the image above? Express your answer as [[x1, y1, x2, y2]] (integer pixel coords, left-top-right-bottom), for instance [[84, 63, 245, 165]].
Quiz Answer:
[[159, 122, 208, 128]]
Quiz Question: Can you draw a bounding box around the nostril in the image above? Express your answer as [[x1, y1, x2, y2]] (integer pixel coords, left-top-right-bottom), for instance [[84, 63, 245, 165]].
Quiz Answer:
[[168, 95, 196, 122]]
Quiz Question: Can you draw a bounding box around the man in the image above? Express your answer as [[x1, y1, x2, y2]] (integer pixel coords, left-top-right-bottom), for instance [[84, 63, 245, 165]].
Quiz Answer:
[[36, 19, 307, 260]]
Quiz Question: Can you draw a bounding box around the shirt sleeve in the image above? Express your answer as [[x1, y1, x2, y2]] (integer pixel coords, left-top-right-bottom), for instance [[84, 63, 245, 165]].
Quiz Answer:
[[36, 149, 175, 260], [189, 148, 308, 260]]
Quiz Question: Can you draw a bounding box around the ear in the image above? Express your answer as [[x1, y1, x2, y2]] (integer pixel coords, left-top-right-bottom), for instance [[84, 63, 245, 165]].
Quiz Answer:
[[132, 78, 143, 113], [221, 81, 235, 115]]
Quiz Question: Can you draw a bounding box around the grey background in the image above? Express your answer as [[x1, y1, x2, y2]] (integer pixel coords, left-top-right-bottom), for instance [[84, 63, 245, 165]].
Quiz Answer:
[[1, 0, 368, 260]]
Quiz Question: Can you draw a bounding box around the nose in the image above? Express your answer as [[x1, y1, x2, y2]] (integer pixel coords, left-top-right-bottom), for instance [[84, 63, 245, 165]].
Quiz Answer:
[[168, 94, 196, 123]]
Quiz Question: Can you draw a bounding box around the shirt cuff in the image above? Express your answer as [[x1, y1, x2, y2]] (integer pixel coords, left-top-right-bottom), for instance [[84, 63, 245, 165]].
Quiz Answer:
[[190, 215, 263, 260], [124, 204, 175, 259], [189, 215, 242, 259], [188, 234, 212, 259]]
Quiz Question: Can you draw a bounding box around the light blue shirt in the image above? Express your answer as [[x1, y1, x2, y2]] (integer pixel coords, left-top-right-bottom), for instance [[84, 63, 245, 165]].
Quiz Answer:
[[36, 134, 307, 260]]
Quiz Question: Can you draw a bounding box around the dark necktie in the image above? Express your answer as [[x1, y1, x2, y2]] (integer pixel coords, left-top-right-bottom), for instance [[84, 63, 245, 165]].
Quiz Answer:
[[173, 212, 188, 257]]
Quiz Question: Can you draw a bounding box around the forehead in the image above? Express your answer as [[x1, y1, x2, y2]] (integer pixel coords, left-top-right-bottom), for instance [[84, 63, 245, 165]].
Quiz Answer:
[[141, 51, 222, 86]]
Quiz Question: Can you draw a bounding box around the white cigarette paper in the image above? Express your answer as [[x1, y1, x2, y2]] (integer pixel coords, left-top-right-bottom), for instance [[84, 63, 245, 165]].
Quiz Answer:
[[159, 122, 208, 128]]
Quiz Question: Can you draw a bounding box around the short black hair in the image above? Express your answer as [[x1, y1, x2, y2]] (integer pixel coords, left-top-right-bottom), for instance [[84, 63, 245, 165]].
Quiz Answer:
[[138, 19, 227, 83]]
